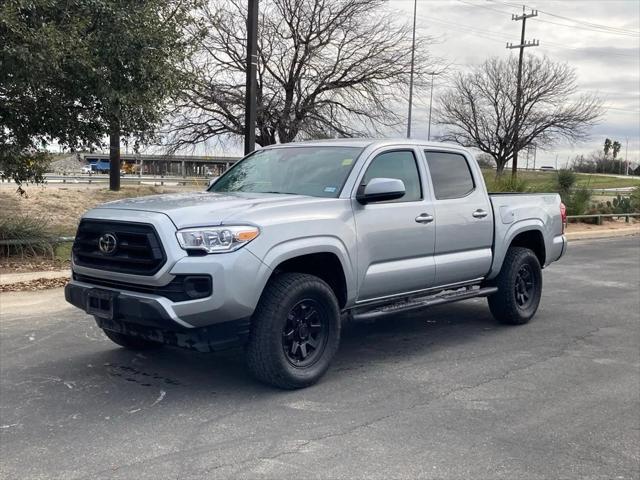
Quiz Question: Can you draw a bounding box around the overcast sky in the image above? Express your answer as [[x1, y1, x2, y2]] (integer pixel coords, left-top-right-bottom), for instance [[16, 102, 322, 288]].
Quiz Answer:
[[161, 0, 639, 168], [389, 0, 640, 168]]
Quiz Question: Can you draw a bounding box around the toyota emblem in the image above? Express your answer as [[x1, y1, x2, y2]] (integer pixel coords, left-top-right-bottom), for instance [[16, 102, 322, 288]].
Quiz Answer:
[[98, 233, 118, 255]]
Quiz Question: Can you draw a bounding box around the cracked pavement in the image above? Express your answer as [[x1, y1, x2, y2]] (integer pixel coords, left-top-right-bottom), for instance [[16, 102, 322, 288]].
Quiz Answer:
[[1, 236, 639, 479]]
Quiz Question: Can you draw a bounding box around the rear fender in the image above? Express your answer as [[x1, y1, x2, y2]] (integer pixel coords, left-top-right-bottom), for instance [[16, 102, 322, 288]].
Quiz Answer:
[[488, 220, 546, 280]]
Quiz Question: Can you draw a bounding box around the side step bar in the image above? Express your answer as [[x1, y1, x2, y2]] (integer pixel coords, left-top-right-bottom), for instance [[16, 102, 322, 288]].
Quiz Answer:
[[353, 286, 498, 320]]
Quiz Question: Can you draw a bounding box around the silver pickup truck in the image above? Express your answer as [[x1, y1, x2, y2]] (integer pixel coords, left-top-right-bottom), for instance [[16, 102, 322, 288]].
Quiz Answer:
[[65, 139, 567, 389]]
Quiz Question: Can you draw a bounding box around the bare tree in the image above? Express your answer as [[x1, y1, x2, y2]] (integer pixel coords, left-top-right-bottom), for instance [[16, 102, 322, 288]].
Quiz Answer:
[[164, 0, 435, 148], [436, 55, 603, 175]]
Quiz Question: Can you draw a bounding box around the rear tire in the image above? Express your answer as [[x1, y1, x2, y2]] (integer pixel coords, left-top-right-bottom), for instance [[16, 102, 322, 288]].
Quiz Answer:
[[488, 247, 542, 325], [102, 329, 162, 350], [246, 273, 341, 389]]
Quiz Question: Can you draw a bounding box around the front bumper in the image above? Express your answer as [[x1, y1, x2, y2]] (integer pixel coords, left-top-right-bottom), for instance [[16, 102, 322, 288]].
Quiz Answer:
[[68, 239, 269, 329], [65, 281, 252, 352]]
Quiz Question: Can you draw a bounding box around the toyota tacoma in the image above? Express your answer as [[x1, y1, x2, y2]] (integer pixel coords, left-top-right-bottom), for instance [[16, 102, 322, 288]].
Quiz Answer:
[[65, 139, 567, 389]]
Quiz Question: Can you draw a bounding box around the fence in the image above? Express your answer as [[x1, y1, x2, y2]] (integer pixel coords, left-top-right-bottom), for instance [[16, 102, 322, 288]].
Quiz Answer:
[[567, 213, 640, 225], [38, 174, 210, 187]]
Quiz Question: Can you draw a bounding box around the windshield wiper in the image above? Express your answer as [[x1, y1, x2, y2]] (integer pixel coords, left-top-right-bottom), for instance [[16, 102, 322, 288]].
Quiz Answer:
[[261, 191, 301, 195]]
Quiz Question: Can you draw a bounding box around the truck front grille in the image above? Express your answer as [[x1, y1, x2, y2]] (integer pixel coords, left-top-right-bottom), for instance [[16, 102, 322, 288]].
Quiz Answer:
[[73, 220, 166, 275]]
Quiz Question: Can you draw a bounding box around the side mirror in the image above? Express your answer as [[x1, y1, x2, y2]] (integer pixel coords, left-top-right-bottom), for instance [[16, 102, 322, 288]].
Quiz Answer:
[[207, 176, 219, 188], [356, 177, 405, 204]]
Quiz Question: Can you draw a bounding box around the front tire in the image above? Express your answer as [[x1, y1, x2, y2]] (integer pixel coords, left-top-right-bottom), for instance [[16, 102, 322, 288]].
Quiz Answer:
[[488, 247, 543, 325], [246, 273, 341, 389], [102, 329, 162, 350]]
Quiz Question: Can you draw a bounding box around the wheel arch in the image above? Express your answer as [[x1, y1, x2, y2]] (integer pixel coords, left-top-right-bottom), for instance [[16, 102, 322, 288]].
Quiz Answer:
[[253, 237, 356, 309], [487, 221, 547, 280]]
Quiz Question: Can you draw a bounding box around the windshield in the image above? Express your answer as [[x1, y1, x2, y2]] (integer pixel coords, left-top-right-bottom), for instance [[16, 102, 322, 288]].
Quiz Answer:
[[209, 146, 363, 198]]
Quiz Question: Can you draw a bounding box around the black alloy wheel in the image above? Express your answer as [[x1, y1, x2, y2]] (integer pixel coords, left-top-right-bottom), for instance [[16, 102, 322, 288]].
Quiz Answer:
[[514, 264, 536, 308], [282, 299, 329, 367]]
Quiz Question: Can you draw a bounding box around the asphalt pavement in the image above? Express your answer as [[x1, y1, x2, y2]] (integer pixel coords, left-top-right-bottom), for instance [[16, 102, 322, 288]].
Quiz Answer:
[[1, 236, 639, 479]]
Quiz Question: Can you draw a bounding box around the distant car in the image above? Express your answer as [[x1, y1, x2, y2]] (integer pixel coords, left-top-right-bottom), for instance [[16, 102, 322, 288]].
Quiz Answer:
[[540, 166, 555, 171], [92, 160, 111, 173], [81, 165, 93, 174]]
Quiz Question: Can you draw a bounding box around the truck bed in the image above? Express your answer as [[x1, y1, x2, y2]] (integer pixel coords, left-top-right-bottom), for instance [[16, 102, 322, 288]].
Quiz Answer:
[[487, 192, 566, 278]]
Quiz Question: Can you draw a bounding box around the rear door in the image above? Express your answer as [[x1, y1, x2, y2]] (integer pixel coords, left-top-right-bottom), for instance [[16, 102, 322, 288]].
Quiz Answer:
[[424, 150, 493, 286], [352, 147, 436, 301]]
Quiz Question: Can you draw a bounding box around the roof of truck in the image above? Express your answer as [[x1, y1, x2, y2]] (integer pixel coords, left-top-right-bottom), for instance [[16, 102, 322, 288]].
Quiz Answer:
[[261, 138, 469, 150]]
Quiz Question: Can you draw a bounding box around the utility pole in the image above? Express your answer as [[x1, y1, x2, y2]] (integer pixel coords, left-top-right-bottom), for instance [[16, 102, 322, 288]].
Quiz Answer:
[[406, 0, 417, 138], [506, 6, 539, 178], [427, 72, 435, 141], [244, 0, 259, 155]]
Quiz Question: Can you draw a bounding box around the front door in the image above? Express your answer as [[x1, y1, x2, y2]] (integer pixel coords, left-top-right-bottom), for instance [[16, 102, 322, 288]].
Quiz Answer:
[[352, 148, 436, 302]]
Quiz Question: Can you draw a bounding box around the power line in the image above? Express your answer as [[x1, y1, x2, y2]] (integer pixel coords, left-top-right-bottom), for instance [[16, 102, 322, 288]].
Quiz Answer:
[[492, 0, 640, 37], [415, 7, 638, 61], [535, 17, 640, 38]]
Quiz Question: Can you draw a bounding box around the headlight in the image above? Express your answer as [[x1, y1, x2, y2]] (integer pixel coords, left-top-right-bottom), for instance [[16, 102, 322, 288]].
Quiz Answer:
[[176, 225, 260, 254]]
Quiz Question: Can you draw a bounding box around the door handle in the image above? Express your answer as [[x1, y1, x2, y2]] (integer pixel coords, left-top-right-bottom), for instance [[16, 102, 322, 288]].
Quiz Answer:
[[415, 213, 434, 224], [472, 209, 488, 218]]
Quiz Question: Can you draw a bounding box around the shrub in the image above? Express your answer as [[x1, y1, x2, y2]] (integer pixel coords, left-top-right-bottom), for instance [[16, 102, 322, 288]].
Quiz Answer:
[[554, 169, 577, 202], [630, 186, 640, 213], [612, 195, 633, 214], [565, 186, 592, 216], [0, 215, 52, 258]]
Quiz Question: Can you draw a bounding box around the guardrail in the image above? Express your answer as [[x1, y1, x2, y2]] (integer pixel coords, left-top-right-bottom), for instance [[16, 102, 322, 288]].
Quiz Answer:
[[1, 174, 212, 187], [567, 213, 640, 225], [43, 175, 208, 187]]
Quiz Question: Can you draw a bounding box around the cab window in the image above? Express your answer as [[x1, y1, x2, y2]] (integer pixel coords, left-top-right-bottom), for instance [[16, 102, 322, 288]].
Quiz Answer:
[[425, 151, 475, 200], [362, 150, 422, 202]]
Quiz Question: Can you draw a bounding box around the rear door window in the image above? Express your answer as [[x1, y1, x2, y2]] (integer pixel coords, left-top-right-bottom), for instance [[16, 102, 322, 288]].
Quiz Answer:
[[425, 151, 475, 200]]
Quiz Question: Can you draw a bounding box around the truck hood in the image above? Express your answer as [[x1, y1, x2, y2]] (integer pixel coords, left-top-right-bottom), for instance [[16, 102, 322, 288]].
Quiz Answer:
[[93, 191, 334, 229]]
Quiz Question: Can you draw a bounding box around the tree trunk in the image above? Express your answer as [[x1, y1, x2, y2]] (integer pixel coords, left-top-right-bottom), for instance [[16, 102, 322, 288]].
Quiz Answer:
[[495, 158, 508, 176], [109, 124, 121, 191]]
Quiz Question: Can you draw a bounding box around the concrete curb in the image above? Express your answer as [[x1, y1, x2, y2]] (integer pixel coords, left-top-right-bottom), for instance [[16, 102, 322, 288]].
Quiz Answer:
[[566, 228, 639, 242]]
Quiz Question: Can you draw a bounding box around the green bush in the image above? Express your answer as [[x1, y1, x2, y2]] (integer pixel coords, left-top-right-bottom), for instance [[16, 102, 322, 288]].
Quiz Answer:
[[612, 195, 633, 214], [591, 193, 636, 216], [630, 186, 640, 213], [565, 186, 592, 216], [555, 169, 577, 196], [0, 215, 52, 258]]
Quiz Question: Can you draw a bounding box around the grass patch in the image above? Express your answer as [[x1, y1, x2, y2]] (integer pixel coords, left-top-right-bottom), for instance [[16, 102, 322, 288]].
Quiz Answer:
[[0, 184, 198, 269], [0, 215, 53, 258], [482, 170, 640, 191], [0, 184, 197, 236]]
